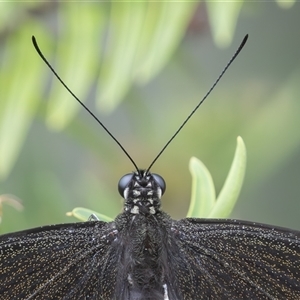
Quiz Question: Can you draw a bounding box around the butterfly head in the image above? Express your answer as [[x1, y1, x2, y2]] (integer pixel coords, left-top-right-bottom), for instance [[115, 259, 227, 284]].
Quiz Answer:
[[118, 170, 166, 215]]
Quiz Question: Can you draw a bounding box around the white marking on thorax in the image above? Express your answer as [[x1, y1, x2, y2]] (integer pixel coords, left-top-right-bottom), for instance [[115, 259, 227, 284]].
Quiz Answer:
[[149, 206, 156, 214], [127, 274, 133, 285], [130, 205, 139, 214], [163, 284, 169, 300], [133, 190, 141, 196]]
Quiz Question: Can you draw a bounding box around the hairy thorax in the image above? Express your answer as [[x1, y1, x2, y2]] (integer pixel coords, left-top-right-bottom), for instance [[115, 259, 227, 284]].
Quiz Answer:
[[114, 212, 172, 300]]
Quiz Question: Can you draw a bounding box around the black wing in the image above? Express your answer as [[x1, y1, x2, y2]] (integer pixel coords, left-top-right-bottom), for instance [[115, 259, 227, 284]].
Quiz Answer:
[[0, 221, 119, 300], [170, 219, 300, 299]]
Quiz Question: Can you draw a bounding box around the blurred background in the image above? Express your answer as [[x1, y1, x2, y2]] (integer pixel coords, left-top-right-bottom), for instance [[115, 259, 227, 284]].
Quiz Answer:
[[1, 1, 300, 233]]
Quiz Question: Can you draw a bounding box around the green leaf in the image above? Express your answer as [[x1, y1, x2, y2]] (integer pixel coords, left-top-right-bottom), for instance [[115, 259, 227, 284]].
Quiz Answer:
[[276, 0, 295, 9], [97, 2, 196, 112], [187, 157, 216, 218], [206, 1, 244, 48], [0, 22, 47, 179], [67, 207, 113, 223], [46, 3, 105, 130], [208, 136, 247, 218], [188, 136, 247, 219], [133, 2, 197, 84]]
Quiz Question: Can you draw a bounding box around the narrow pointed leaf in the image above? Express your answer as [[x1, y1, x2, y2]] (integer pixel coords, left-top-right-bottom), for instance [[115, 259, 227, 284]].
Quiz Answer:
[[208, 136, 247, 218], [0, 24, 46, 179], [97, 2, 147, 113], [67, 207, 113, 223], [187, 156, 216, 218], [206, 1, 243, 48], [46, 4, 104, 130]]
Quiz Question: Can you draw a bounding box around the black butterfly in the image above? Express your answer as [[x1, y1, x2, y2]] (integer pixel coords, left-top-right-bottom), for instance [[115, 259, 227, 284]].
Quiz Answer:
[[1, 34, 300, 299]]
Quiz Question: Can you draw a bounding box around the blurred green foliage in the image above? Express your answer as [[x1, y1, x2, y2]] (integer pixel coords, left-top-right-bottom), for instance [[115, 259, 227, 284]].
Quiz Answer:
[[1, 1, 300, 233]]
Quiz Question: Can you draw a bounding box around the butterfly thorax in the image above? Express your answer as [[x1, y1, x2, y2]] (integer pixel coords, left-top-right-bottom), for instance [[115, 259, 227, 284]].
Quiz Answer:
[[114, 211, 172, 299]]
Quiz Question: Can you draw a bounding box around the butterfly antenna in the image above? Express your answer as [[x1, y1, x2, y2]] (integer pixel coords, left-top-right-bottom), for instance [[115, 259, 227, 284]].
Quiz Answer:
[[32, 36, 140, 174], [146, 34, 248, 174]]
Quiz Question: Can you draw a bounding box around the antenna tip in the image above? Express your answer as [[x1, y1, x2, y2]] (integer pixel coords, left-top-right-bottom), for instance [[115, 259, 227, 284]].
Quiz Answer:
[[242, 34, 249, 46], [236, 34, 249, 54], [32, 36, 37, 46]]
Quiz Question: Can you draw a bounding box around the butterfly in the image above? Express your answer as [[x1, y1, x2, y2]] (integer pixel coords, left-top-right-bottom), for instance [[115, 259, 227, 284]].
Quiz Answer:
[[1, 34, 300, 299]]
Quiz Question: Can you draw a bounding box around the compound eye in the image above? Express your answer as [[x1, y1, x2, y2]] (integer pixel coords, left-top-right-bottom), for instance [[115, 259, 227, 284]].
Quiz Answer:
[[118, 173, 133, 197], [152, 173, 166, 195]]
